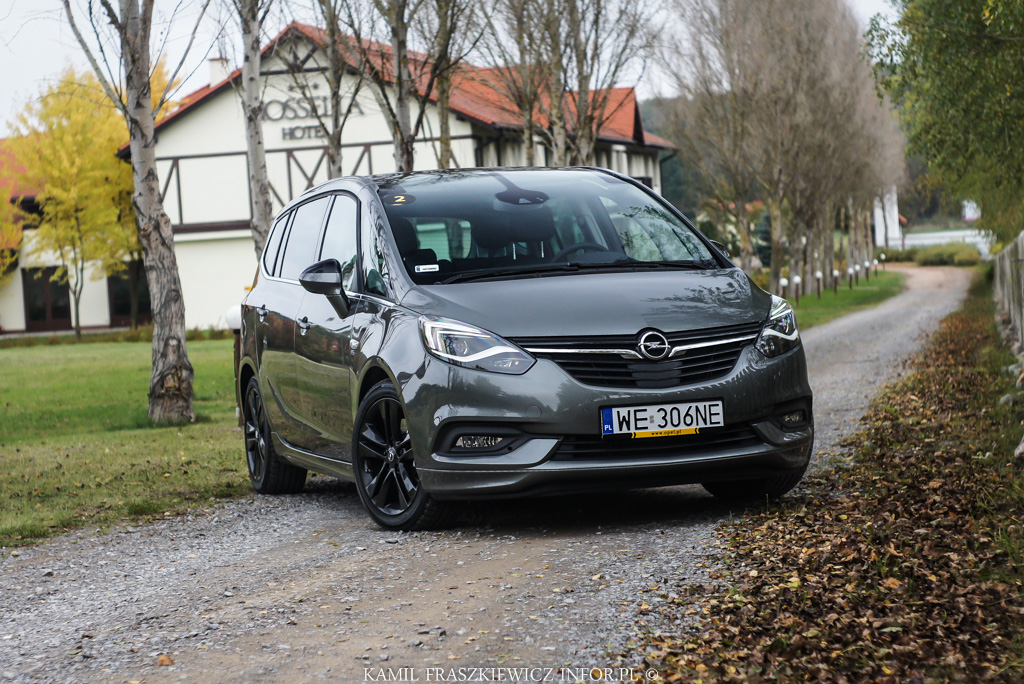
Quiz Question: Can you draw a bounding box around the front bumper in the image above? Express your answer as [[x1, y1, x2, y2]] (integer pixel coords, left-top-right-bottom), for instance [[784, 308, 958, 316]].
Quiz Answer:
[[395, 343, 813, 499]]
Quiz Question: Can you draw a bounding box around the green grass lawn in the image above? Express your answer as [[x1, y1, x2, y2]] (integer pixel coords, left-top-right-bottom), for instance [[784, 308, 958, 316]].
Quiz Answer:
[[904, 215, 968, 234], [792, 269, 906, 330], [0, 339, 248, 547]]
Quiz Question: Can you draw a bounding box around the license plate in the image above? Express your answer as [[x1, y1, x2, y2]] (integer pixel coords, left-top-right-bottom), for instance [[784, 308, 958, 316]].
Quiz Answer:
[[601, 400, 724, 438]]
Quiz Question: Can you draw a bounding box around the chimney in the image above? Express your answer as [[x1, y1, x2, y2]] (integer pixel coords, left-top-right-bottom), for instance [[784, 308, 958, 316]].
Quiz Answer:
[[208, 56, 231, 85]]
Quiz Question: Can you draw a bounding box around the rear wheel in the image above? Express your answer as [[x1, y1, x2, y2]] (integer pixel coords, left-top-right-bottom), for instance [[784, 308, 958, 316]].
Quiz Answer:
[[352, 381, 453, 530], [702, 465, 807, 502], [243, 376, 306, 494]]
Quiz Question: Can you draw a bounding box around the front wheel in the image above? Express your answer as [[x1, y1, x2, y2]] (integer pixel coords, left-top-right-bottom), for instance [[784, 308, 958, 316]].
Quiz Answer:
[[701, 465, 807, 502], [352, 381, 453, 530]]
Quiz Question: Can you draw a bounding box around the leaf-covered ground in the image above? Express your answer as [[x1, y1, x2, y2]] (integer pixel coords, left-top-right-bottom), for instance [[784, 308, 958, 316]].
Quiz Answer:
[[628, 271, 1024, 682]]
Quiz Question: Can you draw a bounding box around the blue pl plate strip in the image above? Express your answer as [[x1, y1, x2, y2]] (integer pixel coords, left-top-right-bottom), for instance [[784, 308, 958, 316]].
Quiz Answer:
[[601, 408, 614, 435]]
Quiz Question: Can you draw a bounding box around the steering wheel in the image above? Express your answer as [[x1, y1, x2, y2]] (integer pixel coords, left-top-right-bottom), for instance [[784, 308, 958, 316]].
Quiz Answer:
[[551, 241, 612, 262]]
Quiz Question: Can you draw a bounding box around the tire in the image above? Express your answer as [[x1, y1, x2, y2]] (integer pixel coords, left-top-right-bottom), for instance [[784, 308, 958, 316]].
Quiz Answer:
[[352, 381, 454, 531], [242, 376, 306, 494], [702, 465, 807, 502]]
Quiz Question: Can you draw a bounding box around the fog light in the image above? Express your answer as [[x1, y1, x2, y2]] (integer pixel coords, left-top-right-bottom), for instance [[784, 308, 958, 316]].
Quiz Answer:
[[782, 411, 805, 426], [454, 435, 506, 449]]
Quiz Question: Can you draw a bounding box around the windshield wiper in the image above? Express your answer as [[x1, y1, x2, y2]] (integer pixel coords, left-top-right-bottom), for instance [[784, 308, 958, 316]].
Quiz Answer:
[[438, 264, 582, 284], [437, 260, 715, 284], [611, 260, 716, 271]]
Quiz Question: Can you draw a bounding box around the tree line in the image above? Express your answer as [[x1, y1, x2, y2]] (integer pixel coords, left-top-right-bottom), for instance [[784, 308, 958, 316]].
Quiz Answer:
[[3, 0, 902, 423], [868, 0, 1024, 246], [653, 0, 904, 295]]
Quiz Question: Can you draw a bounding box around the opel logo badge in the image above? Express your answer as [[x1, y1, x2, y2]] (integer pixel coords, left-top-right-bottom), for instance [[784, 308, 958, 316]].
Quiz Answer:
[[638, 330, 670, 361]]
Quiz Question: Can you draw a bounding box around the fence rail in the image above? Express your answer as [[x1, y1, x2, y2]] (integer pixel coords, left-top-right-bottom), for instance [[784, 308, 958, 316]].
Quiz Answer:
[[994, 231, 1024, 342]]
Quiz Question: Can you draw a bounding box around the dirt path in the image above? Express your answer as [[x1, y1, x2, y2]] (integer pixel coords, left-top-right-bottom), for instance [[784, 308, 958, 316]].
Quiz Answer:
[[0, 265, 970, 684]]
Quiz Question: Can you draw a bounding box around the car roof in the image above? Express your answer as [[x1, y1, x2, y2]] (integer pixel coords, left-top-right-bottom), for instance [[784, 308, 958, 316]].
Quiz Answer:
[[288, 167, 624, 208]]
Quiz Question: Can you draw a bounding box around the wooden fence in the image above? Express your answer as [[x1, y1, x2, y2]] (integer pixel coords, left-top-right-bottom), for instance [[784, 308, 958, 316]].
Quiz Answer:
[[994, 231, 1024, 343]]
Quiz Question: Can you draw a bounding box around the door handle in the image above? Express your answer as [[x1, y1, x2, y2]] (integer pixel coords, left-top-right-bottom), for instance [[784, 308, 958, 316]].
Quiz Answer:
[[256, 305, 268, 322], [298, 316, 311, 334]]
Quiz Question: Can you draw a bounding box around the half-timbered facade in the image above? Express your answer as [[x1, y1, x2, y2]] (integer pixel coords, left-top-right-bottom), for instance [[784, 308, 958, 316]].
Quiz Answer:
[[0, 23, 670, 333]]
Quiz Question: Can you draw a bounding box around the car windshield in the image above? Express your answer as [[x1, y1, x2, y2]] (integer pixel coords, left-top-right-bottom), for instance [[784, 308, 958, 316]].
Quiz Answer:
[[376, 169, 718, 285]]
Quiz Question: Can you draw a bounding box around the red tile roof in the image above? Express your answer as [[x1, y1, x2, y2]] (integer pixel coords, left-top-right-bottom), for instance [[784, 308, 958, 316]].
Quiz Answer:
[[142, 22, 671, 155]]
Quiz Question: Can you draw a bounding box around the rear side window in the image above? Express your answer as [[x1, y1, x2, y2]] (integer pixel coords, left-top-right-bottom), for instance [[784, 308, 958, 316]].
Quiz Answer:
[[319, 194, 359, 292], [262, 213, 290, 276], [278, 197, 331, 281]]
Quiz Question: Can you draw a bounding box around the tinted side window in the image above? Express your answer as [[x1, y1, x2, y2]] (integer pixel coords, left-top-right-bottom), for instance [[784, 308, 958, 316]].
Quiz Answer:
[[319, 194, 359, 292], [262, 213, 290, 276], [279, 197, 330, 281]]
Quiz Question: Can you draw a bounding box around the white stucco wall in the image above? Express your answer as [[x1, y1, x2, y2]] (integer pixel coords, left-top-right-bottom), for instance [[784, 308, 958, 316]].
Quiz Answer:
[[0, 272, 25, 332], [174, 230, 257, 329]]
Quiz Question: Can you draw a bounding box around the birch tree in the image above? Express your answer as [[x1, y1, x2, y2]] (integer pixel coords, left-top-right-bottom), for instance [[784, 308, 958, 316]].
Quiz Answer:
[[281, 0, 366, 178], [659, 0, 761, 272], [341, 0, 475, 172], [477, 0, 548, 165], [61, 0, 212, 423], [414, 0, 479, 168], [556, 0, 651, 165], [228, 0, 275, 256]]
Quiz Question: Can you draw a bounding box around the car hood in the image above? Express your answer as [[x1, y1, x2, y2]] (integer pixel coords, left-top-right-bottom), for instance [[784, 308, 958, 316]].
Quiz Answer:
[[400, 269, 771, 337]]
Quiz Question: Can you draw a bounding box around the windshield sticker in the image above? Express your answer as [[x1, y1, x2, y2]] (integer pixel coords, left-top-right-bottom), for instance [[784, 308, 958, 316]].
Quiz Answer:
[[415, 264, 440, 273]]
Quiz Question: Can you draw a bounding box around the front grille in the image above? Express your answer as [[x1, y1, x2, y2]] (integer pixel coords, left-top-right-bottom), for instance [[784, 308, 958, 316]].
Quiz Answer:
[[513, 321, 763, 389], [550, 424, 762, 462]]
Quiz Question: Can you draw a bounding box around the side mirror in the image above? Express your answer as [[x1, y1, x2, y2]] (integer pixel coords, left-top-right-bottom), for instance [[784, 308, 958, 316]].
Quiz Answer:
[[710, 240, 731, 259], [299, 259, 350, 318]]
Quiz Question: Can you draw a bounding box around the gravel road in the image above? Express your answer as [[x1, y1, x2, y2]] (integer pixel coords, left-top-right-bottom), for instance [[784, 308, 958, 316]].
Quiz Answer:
[[0, 264, 970, 684]]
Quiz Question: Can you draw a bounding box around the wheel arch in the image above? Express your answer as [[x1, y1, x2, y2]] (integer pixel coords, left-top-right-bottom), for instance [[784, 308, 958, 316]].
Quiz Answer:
[[358, 362, 397, 404]]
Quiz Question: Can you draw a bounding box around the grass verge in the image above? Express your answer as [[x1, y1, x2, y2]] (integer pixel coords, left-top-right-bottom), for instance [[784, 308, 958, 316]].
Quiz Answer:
[[0, 339, 246, 547], [628, 268, 1024, 681], [792, 269, 905, 330]]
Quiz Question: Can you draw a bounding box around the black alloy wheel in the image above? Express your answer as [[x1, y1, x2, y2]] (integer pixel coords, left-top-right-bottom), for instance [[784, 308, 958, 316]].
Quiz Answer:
[[242, 376, 306, 494], [352, 381, 453, 530]]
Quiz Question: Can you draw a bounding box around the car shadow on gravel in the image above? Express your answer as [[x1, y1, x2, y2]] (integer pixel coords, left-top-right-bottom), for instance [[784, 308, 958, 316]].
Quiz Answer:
[[454, 485, 754, 534], [284, 476, 768, 535]]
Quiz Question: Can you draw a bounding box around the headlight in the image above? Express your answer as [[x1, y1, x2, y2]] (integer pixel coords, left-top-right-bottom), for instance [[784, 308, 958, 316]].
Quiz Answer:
[[419, 317, 535, 375], [755, 295, 800, 358]]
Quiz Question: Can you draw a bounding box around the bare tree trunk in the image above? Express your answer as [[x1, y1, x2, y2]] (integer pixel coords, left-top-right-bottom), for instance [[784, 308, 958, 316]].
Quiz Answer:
[[63, 0, 199, 423], [879, 193, 891, 250], [768, 200, 785, 294], [388, 0, 416, 172], [738, 214, 753, 273], [437, 69, 453, 168], [239, 0, 274, 256], [791, 218, 805, 297], [434, 0, 454, 169], [523, 114, 536, 165], [122, 3, 195, 423], [69, 255, 84, 340]]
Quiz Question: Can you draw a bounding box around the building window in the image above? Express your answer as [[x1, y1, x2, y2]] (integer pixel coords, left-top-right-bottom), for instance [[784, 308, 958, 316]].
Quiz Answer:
[[22, 267, 72, 333], [107, 261, 152, 328]]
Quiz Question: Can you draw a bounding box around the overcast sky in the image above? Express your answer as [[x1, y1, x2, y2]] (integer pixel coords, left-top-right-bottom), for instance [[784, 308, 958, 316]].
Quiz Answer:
[[0, 0, 900, 130]]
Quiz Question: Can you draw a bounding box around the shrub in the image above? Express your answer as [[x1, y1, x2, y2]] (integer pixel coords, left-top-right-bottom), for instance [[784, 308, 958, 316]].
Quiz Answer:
[[914, 243, 982, 266], [877, 247, 918, 263]]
